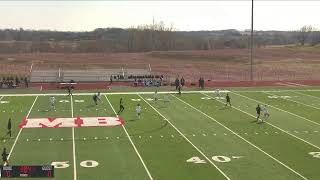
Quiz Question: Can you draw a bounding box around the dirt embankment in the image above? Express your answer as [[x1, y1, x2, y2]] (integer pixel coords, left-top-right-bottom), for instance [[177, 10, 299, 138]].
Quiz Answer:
[[0, 47, 319, 81]]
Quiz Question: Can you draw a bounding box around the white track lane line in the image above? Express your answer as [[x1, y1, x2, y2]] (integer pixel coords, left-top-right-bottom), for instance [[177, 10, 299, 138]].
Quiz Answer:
[[293, 91, 320, 101], [139, 94, 231, 180], [0, 89, 320, 97], [231, 91, 320, 127], [104, 95, 154, 180], [172, 94, 308, 180], [202, 92, 320, 150], [264, 92, 320, 110], [70, 95, 77, 180], [7, 96, 38, 160]]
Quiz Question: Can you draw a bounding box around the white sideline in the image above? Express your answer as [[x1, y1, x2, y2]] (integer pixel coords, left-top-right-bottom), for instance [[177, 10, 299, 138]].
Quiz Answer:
[[232, 92, 320, 127], [104, 95, 154, 180], [172, 94, 309, 180], [293, 91, 320, 101], [138, 94, 231, 180], [70, 95, 77, 180], [7, 96, 38, 160], [0, 88, 320, 97], [202, 93, 320, 151], [263, 92, 320, 110]]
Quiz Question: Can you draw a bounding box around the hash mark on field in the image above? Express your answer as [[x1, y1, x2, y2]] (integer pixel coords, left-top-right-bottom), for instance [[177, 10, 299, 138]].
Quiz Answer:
[[294, 131, 299, 133], [314, 131, 319, 133], [38, 139, 40, 141], [26, 139, 29, 142], [105, 137, 108, 139], [202, 134, 207, 136], [149, 136, 152, 138], [160, 135, 163, 138], [61, 138, 64, 141], [192, 134, 196, 136], [83, 138, 86, 141], [171, 135, 174, 138], [94, 137, 98, 140], [3, 140, 6, 143]]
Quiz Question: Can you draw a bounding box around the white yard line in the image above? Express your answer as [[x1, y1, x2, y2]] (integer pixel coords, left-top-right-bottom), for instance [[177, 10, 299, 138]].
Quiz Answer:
[[293, 91, 320, 101], [7, 96, 38, 160], [172, 94, 309, 180], [138, 94, 231, 180], [0, 89, 320, 97], [70, 95, 77, 180], [264, 92, 320, 110], [202, 93, 320, 151], [104, 95, 154, 180], [232, 91, 320, 126]]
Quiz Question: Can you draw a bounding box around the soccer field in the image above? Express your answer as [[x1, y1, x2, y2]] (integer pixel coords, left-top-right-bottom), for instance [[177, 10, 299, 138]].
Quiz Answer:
[[1, 88, 320, 180]]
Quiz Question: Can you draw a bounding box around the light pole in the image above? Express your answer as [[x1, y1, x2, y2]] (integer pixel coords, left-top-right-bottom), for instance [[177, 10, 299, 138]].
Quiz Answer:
[[250, 0, 254, 81]]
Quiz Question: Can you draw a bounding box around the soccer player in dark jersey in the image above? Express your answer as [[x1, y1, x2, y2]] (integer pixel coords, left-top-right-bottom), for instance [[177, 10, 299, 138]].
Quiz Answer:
[[256, 104, 261, 122], [2, 148, 9, 166], [225, 93, 231, 107], [178, 84, 181, 95], [93, 94, 98, 105], [118, 98, 125, 114], [67, 86, 72, 96], [6, 118, 12, 138]]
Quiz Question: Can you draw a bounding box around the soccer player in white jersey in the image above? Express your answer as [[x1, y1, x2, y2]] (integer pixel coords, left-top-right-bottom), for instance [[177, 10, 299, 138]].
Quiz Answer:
[[262, 105, 270, 121], [49, 96, 56, 111], [214, 89, 221, 98], [136, 104, 142, 119], [154, 90, 159, 102]]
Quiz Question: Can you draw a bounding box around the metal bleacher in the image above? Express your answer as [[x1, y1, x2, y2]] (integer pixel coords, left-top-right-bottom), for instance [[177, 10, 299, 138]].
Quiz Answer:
[[30, 68, 151, 83]]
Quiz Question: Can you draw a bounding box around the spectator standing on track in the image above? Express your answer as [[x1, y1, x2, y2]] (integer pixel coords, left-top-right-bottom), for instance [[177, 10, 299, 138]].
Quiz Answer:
[[175, 78, 180, 90], [6, 118, 12, 138], [110, 75, 113, 85], [24, 77, 28, 88], [181, 77, 185, 87]]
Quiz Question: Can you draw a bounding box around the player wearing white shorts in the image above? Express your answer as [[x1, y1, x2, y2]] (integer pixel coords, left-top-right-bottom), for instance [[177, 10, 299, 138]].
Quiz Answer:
[[214, 89, 221, 98], [136, 104, 141, 119], [262, 105, 270, 120], [164, 94, 170, 103], [154, 90, 159, 102], [49, 96, 56, 111]]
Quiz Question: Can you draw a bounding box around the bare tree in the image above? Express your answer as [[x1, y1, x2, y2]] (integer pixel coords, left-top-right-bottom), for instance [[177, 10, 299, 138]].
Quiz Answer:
[[297, 25, 313, 46]]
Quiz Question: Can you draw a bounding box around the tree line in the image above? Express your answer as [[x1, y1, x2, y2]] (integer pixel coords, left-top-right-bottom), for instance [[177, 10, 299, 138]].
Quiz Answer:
[[0, 24, 319, 53]]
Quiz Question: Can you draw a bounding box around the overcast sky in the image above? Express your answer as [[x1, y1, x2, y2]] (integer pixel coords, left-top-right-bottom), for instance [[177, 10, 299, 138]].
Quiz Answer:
[[1, 1, 320, 31]]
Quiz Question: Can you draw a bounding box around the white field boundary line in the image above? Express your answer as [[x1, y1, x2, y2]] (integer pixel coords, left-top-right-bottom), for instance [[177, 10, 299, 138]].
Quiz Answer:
[[7, 96, 38, 160], [138, 94, 231, 180], [202, 93, 320, 151], [287, 82, 309, 87], [293, 91, 320, 101], [173, 94, 308, 180], [1, 89, 320, 97], [70, 95, 77, 180], [264, 92, 320, 110], [104, 95, 154, 180], [231, 92, 320, 127]]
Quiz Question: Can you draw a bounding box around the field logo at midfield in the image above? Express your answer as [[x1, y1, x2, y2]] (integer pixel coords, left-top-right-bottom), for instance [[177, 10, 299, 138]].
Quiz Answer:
[[19, 117, 125, 129]]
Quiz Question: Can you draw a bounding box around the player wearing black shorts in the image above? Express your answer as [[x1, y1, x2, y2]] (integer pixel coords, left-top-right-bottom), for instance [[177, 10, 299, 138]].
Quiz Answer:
[[225, 93, 231, 107], [67, 86, 72, 96], [118, 98, 125, 114], [6, 118, 12, 138], [256, 104, 261, 122], [178, 85, 181, 95], [2, 148, 9, 166], [93, 94, 98, 105]]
